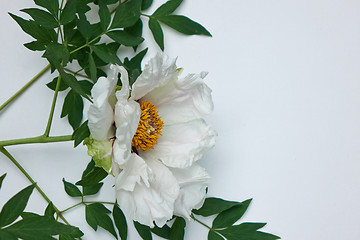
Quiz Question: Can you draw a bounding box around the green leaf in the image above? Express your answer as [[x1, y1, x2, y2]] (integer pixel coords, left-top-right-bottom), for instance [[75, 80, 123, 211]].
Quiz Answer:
[[113, 204, 127, 240], [3, 216, 83, 239], [110, 0, 142, 29], [208, 231, 225, 240], [212, 199, 252, 229], [79, 80, 93, 95], [60, 0, 77, 25], [134, 221, 152, 240], [82, 159, 96, 178], [124, 19, 143, 50], [77, 14, 102, 41], [99, 1, 111, 31], [88, 53, 98, 82], [0, 173, 6, 190], [85, 203, 117, 239], [142, 0, 153, 10], [0, 184, 35, 228], [83, 182, 103, 196], [124, 48, 147, 85], [9, 13, 57, 43], [62, 178, 82, 197], [150, 224, 171, 239], [44, 202, 56, 219], [91, 44, 122, 65], [72, 120, 90, 147], [217, 223, 280, 240], [106, 30, 144, 47], [76, 166, 108, 187], [192, 198, 241, 217], [148, 19, 164, 51], [157, 15, 211, 36], [20, 212, 40, 219], [170, 217, 185, 240], [61, 90, 84, 130], [43, 42, 70, 67], [47, 77, 69, 91], [34, 0, 59, 17], [21, 8, 58, 29], [0, 230, 17, 240], [24, 41, 47, 51], [152, 0, 183, 16]]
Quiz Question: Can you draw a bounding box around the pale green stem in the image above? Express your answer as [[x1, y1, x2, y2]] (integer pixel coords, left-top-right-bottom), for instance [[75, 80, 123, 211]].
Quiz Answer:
[[64, 68, 90, 80], [0, 135, 73, 147], [0, 147, 71, 225], [191, 214, 212, 230], [70, 32, 108, 54], [43, 75, 62, 137], [0, 64, 51, 112]]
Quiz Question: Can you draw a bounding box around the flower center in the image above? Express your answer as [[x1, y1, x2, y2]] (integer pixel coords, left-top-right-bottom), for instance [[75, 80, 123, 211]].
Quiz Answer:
[[132, 100, 164, 152]]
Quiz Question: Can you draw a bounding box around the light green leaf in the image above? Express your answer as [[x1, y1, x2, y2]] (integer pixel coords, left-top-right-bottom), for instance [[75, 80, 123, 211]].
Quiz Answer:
[[157, 15, 211, 36], [0, 184, 35, 228], [0, 173, 6, 190], [208, 231, 224, 240], [72, 120, 90, 147], [134, 221, 152, 240], [85, 203, 117, 239], [212, 199, 252, 229], [21, 8, 58, 29], [34, 0, 59, 17], [99, 1, 111, 31], [62, 178, 82, 197], [148, 19, 164, 50], [170, 217, 185, 240], [61, 90, 84, 130], [192, 198, 241, 217], [91, 44, 122, 65], [217, 223, 280, 240], [60, 0, 77, 25], [110, 0, 142, 29], [152, 0, 183, 16], [113, 204, 127, 240]]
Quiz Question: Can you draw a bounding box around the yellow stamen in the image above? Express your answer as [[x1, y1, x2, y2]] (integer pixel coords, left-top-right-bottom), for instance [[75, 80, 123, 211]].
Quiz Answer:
[[132, 100, 164, 152]]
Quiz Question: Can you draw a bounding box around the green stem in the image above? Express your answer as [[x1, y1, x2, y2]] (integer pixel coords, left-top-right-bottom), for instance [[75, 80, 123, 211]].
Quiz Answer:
[[60, 202, 83, 214], [0, 135, 73, 147], [64, 68, 90, 80], [0, 147, 71, 225], [0, 64, 51, 112], [84, 201, 117, 205], [70, 31, 107, 54], [43, 75, 62, 137], [191, 214, 212, 230]]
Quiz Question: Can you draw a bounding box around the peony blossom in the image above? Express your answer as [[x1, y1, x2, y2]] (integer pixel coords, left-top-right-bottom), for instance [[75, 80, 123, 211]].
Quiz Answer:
[[86, 54, 216, 227]]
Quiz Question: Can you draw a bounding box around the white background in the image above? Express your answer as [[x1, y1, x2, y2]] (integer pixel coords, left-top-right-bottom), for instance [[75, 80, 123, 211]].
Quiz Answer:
[[1, 0, 360, 239]]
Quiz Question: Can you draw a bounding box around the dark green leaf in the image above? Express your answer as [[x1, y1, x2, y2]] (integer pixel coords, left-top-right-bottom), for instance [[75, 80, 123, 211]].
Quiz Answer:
[[91, 44, 122, 65], [3, 216, 83, 239], [34, 0, 59, 17], [88, 53, 97, 82], [142, 0, 153, 10], [208, 231, 225, 240], [20, 212, 40, 219], [62, 178, 82, 197], [113, 204, 127, 240], [72, 120, 90, 147], [21, 8, 58, 29], [24, 41, 46, 51], [124, 48, 147, 72], [152, 0, 183, 16], [124, 19, 143, 50], [61, 90, 84, 130], [150, 224, 171, 239], [85, 203, 117, 238], [47, 77, 69, 91], [107, 30, 144, 46], [60, 0, 77, 25], [0, 230, 17, 240], [170, 217, 185, 240], [79, 80, 93, 95], [212, 199, 252, 229], [134, 221, 152, 240], [0, 184, 35, 228], [44, 202, 56, 219], [9, 13, 57, 43], [43, 42, 70, 67], [0, 173, 6, 190], [82, 159, 95, 178], [99, 1, 111, 31], [77, 15, 102, 40], [217, 223, 280, 240], [110, 0, 142, 29], [83, 182, 103, 196], [76, 166, 108, 187], [157, 15, 211, 36], [193, 198, 241, 217], [148, 19, 164, 51]]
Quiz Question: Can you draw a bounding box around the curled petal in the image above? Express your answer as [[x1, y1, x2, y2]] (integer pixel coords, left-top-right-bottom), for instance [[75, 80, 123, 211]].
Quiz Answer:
[[130, 53, 178, 101], [142, 119, 216, 168], [115, 157, 179, 228]]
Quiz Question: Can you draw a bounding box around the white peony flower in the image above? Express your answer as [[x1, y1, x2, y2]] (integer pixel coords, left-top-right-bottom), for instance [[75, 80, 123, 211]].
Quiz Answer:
[[87, 54, 216, 227]]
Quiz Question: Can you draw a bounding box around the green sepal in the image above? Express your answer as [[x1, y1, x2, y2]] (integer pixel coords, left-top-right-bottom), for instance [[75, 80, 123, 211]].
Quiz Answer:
[[84, 135, 113, 173]]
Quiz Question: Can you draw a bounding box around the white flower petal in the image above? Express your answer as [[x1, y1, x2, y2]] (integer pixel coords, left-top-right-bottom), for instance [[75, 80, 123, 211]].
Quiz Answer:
[[144, 72, 214, 124], [113, 66, 140, 166], [115, 157, 180, 228], [88, 75, 117, 140], [130, 53, 177, 101], [170, 164, 210, 219], [142, 119, 216, 168]]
